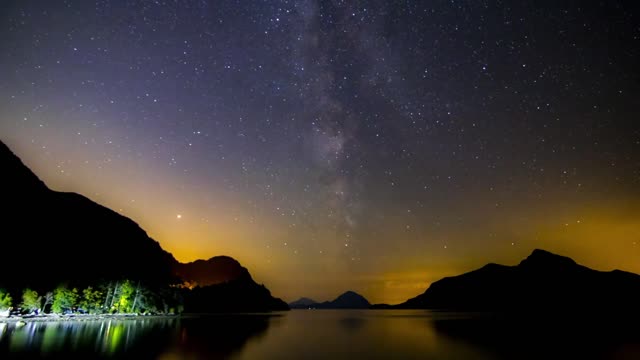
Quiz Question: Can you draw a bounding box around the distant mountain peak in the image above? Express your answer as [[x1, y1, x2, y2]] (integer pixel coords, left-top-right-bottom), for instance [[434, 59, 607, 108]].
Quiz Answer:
[[320, 291, 370, 309], [288, 297, 318, 308], [335, 290, 367, 301], [519, 249, 577, 268], [175, 255, 252, 287], [341, 290, 360, 296], [289, 291, 371, 309], [187, 255, 243, 268]]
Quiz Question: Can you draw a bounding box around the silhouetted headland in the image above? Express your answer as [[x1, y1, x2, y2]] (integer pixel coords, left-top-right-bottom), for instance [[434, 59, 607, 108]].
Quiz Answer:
[[372, 249, 640, 314]]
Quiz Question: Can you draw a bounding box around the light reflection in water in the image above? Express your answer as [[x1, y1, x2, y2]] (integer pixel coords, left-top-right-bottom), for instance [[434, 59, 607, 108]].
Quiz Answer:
[[2, 318, 178, 357], [1, 311, 640, 359], [0, 323, 6, 340]]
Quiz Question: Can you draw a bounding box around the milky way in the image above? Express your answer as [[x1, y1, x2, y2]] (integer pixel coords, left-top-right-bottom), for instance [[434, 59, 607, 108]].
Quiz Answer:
[[1, 1, 639, 303]]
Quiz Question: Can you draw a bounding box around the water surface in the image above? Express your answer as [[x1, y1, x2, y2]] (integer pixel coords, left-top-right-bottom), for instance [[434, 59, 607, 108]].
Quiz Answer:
[[2, 310, 639, 359]]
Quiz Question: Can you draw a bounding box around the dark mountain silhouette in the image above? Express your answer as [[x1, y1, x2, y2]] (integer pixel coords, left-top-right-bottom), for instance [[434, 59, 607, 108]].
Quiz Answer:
[[1, 140, 177, 291], [394, 249, 640, 311], [175, 256, 252, 287], [0, 140, 287, 312], [179, 256, 289, 312], [309, 291, 370, 309], [288, 297, 318, 309], [186, 277, 289, 312]]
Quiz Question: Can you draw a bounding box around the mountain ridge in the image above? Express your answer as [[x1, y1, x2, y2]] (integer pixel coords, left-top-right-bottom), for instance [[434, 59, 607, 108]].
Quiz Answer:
[[390, 248, 640, 311]]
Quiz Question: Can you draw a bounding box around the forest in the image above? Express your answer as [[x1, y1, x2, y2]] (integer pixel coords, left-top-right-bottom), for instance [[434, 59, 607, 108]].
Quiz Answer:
[[0, 281, 183, 316]]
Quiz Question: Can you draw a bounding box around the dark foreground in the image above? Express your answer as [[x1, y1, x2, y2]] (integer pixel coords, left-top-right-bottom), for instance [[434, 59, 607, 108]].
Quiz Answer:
[[2, 310, 640, 359]]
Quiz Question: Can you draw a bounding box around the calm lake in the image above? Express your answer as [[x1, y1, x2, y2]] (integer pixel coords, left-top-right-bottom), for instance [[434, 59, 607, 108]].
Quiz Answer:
[[2, 310, 640, 359]]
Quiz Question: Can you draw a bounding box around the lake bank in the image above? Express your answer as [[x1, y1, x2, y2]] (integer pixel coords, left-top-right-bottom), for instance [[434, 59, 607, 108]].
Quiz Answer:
[[0, 313, 179, 324]]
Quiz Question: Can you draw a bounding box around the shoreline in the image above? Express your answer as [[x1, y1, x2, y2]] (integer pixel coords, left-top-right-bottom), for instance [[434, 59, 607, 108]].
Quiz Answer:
[[0, 312, 284, 324], [0, 313, 180, 324]]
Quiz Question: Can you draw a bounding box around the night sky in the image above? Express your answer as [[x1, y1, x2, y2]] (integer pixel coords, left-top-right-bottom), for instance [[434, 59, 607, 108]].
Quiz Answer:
[[1, 1, 639, 304]]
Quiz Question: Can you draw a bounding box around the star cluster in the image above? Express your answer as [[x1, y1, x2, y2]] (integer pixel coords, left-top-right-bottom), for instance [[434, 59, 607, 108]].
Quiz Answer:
[[1, 1, 638, 304]]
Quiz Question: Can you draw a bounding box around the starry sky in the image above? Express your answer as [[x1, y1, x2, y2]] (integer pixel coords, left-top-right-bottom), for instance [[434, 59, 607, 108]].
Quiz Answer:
[[1, 0, 639, 304]]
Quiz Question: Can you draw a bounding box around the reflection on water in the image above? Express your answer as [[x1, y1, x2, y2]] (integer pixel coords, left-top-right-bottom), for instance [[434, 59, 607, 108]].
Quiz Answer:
[[159, 314, 275, 359], [235, 310, 494, 360], [0, 318, 180, 358], [431, 313, 640, 360], [2, 311, 640, 359], [0, 323, 6, 342], [0, 315, 275, 359]]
